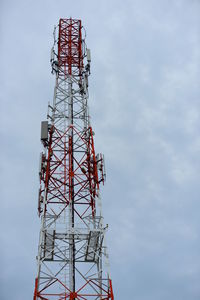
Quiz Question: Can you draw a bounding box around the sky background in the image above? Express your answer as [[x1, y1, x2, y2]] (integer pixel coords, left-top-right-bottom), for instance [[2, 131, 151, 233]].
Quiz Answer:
[[0, 0, 200, 299]]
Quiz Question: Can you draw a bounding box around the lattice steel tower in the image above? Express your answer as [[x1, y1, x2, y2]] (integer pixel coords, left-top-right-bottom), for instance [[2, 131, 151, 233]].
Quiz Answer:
[[33, 18, 114, 300]]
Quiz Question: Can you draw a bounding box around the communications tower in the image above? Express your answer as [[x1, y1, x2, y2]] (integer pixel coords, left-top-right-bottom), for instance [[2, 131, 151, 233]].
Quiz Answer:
[[33, 18, 114, 300]]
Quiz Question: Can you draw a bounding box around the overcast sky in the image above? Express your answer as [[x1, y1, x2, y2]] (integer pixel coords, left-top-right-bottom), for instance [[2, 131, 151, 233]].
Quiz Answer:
[[1, 0, 200, 299]]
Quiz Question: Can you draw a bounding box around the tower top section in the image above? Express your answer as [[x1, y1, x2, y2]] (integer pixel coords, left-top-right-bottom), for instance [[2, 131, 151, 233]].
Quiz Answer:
[[51, 18, 91, 78]]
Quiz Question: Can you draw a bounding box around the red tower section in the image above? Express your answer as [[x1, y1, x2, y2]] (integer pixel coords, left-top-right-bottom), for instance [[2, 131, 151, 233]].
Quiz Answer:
[[58, 19, 83, 76]]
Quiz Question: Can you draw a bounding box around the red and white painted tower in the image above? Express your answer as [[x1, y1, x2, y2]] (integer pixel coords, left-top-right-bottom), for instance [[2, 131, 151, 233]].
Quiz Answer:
[[33, 18, 114, 300]]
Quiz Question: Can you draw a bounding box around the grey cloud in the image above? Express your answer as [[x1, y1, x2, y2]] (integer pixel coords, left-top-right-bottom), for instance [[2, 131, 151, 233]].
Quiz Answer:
[[1, 0, 200, 299]]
